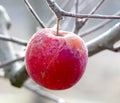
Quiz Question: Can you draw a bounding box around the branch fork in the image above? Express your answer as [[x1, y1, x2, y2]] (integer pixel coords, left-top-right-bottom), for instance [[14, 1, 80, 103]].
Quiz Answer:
[[46, 0, 63, 20]]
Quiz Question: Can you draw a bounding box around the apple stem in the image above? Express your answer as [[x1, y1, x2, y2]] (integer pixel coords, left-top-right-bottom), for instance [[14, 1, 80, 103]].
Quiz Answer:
[[56, 18, 60, 36]]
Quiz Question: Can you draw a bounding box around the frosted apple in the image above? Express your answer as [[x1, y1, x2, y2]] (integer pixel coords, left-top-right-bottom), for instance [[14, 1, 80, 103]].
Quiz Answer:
[[25, 28, 88, 90]]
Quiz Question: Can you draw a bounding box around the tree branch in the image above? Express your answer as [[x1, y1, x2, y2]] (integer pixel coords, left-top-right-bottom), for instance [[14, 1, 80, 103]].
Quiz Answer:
[[47, 0, 71, 27], [88, 0, 105, 15], [46, 0, 63, 20], [0, 35, 27, 46], [86, 23, 120, 56], [46, 0, 120, 20], [24, 80, 68, 103]]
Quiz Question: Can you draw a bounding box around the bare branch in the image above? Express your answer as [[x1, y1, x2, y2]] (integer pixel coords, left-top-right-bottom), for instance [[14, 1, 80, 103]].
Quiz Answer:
[[24, 80, 68, 103], [86, 23, 120, 56], [88, 0, 105, 16], [24, 0, 45, 28], [46, 0, 120, 20], [0, 35, 27, 46], [74, 0, 105, 34], [0, 57, 24, 69]]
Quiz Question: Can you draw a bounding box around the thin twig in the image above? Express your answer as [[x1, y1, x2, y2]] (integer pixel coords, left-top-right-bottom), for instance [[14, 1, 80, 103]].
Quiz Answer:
[[0, 57, 24, 69], [83, 0, 105, 24], [80, 19, 112, 37], [75, 0, 79, 15], [74, 0, 80, 27], [0, 35, 27, 46], [88, 0, 105, 16], [24, 0, 45, 28], [80, 11, 120, 37], [74, 0, 88, 34]]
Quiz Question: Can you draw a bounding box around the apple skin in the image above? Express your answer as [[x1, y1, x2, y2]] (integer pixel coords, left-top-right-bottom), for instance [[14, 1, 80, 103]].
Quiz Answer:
[[25, 28, 88, 90]]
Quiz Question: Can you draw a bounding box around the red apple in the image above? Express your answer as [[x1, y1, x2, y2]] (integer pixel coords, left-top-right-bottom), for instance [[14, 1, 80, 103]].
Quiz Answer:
[[25, 28, 88, 90]]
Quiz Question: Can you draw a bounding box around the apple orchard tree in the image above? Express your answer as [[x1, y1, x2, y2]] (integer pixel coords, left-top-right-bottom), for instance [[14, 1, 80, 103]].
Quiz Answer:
[[0, 0, 120, 103]]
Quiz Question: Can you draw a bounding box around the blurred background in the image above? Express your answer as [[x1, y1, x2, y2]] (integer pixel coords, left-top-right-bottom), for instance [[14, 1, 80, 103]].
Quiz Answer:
[[0, 0, 120, 103]]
